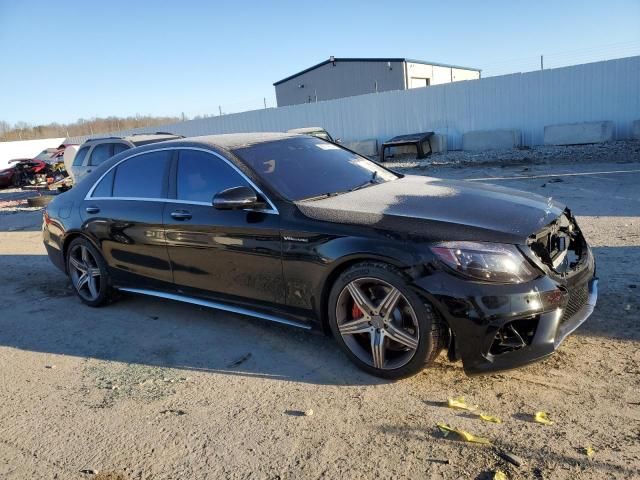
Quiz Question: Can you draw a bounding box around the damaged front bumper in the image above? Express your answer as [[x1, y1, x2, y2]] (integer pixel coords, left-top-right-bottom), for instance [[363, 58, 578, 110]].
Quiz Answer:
[[414, 241, 597, 375]]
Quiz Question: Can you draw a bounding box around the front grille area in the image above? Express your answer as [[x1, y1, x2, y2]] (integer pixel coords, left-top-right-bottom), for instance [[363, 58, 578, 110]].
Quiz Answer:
[[529, 213, 586, 275], [561, 283, 589, 325]]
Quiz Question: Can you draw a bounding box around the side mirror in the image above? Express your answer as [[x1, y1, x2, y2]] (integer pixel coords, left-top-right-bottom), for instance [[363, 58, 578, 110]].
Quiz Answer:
[[213, 186, 265, 210]]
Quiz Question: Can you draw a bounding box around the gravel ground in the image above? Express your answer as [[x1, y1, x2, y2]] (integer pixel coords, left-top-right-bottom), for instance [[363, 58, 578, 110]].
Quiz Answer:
[[0, 155, 639, 479]]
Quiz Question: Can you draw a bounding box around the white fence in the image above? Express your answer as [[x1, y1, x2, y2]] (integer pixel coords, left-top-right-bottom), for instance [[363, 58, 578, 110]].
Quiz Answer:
[[77, 56, 640, 150]]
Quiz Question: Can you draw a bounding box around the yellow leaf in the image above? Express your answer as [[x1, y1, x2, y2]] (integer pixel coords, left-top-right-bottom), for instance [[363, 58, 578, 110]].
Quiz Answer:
[[479, 413, 502, 423], [494, 471, 507, 480], [447, 396, 478, 412], [584, 446, 595, 457], [534, 411, 554, 425], [437, 423, 492, 445]]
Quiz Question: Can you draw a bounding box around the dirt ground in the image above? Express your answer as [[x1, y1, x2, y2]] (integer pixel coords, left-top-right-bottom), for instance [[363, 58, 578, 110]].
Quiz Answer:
[[0, 159, 639, 479]]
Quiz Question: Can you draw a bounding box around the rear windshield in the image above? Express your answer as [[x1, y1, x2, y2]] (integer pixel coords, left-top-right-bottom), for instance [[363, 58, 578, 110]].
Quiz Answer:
[[232, 137, 398, 201]]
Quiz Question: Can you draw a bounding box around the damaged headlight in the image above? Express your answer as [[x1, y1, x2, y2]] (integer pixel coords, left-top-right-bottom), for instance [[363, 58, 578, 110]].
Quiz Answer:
[[430, 242, 539, 284]]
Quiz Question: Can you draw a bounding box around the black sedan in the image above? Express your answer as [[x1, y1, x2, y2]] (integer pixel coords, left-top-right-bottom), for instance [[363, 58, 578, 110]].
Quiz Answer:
[[43, 133, 597, 379]]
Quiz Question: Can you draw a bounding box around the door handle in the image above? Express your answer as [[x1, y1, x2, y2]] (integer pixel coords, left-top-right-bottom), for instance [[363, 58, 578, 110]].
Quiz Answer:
[[86, 169, 92, 173], [171, 210, 192, 220], [85, 206, 100, 214]]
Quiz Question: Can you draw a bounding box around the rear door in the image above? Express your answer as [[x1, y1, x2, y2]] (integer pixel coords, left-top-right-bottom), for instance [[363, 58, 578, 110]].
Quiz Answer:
[[163, 148, 283, 304], [82, 149, 174, 289]]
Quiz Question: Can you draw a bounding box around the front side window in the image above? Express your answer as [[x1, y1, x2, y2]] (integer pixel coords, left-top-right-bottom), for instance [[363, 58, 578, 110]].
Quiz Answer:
[[232, 136, 398, 201], [112, 150, 171, 199], [177, 150, 249, 203], [89, 144, 113, 166], [73, 147, 89, 166]]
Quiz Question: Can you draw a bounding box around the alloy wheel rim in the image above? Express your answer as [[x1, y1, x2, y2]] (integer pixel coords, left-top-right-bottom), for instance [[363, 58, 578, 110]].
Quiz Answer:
[[336, 277, 419, 370], [69, 245, 101, 301]]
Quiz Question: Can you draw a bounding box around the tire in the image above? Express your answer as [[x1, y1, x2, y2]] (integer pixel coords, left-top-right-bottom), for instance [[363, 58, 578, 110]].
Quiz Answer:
[[328, 261, 445, 379], [65, 237, 112, 307], [27, 195, 55, 207]]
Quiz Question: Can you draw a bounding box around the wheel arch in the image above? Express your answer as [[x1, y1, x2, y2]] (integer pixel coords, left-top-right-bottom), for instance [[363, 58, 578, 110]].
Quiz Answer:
[[61, 231, 100, 272]]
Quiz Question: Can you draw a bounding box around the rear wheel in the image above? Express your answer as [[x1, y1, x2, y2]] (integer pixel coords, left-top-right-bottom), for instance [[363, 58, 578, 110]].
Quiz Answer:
[[328, 262, 445, 379], [66, 237, 111, 307]]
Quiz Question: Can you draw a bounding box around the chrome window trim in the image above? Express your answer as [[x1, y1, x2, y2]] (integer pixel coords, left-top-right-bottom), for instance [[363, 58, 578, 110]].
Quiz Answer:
[[84, 146, 279, 214]]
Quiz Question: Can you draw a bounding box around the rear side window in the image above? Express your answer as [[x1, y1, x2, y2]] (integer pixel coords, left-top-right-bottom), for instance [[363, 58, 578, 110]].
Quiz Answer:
[[89, 144, 113, 166], [177, 150, 249, 203], [91, 169, 115, 197], [73, 147, 89, 166], [113, 143, 129, 155], [112, 151, 171, 199]]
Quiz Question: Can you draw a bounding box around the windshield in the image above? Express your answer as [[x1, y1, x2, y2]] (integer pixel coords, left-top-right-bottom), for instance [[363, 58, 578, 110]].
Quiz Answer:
[[232, 137, 399, 201]]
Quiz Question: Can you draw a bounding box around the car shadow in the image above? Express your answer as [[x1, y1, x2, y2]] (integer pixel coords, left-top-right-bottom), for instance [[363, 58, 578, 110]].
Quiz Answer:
[[0, 254, 389, 387]]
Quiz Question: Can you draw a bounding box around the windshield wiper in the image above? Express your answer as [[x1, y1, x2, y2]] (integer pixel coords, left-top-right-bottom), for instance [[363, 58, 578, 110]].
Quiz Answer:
[[298, 192, 340, 202], [349, 171, 379, 192]]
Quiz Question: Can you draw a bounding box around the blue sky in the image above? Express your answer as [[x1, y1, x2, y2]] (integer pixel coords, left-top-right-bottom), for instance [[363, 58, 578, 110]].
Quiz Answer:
[[1, 0, 639, 125]]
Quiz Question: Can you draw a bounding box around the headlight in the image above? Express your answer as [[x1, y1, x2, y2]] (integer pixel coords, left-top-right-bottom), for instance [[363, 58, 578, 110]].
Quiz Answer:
[[430, 241, 539, 283]]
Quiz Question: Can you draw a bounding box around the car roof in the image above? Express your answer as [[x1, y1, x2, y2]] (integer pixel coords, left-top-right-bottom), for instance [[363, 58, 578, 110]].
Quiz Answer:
[[161, 132, 301, 151]]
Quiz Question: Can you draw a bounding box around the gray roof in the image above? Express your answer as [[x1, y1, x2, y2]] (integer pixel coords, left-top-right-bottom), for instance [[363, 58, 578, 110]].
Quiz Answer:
[[274, 57, 481, 86]]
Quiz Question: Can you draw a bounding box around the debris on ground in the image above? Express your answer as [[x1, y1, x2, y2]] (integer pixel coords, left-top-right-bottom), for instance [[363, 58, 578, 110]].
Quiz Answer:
[[160, 409, 187, 416], [447, 396, 478, 412], [497, 449, 524, 467], [479, 413, 502, 423], [437, 423, 491, 445], [583, 446, 595, 458], [534, 411, 554, 425], [493, 470, 507, 480]]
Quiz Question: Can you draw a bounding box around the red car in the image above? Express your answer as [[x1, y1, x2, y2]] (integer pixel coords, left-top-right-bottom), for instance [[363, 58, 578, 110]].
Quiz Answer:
[[0, 158, 48, 189]]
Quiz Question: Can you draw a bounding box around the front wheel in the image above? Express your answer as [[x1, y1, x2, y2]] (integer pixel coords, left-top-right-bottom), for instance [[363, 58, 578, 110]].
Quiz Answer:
[[328, 262, 445, 379]]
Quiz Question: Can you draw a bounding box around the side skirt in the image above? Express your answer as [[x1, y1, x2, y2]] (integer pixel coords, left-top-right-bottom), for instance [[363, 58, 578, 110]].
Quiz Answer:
[[118, 287, 313, 330]]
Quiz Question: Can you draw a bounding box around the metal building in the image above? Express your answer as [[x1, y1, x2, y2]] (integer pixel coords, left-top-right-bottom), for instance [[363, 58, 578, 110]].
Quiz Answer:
[[273, 57, 481, 107]]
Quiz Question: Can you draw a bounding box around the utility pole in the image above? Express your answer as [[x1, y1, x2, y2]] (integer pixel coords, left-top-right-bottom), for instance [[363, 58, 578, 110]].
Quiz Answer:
[[375, 80, 378, 93], [219, 105, 222, 116], [263, 97, 267, 109], [540, 55, 544, 71], [314, 89, 318, 103]]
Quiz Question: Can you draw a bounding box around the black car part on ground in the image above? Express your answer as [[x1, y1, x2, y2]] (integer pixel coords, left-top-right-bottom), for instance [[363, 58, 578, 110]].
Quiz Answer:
[[380, 131, 434, 161]]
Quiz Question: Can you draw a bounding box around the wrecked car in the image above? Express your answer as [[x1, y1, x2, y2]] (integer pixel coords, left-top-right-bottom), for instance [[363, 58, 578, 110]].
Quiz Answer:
[[42, 132, 597, 379]]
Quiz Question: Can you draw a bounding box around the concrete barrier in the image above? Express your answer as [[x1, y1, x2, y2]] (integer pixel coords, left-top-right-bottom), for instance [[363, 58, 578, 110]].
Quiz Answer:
[[344, 139, 378, 157], [544, 121, 614, 145], [632, 120, 640, 140], [462, 129, 521, 151]]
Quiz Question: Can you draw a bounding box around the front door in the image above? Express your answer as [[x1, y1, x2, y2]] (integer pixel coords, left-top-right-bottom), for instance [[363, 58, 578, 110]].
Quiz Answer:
[[163, 148, 283, 304]]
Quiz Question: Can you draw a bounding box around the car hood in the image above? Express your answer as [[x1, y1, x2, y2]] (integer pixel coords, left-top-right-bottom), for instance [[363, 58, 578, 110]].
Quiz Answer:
[[295, 175, 565, 244]]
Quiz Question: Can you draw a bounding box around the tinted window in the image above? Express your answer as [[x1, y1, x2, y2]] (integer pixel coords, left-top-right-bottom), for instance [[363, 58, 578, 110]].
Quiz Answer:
[[91, 169, 114, 197], [112, 151, 171, 198], [73, 147, 89, 166], [89, 144, 113, 166], [232, 137, 398, 201], [113, 143, 130, 155], [177, 150, 249, 203]]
